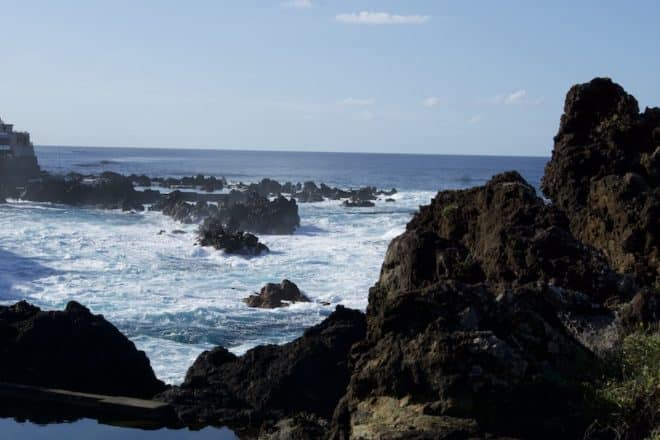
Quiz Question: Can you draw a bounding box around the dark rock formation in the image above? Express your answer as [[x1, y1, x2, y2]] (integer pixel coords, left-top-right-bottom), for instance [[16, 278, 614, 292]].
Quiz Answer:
[[198, 215, 269, 255], [0, 301, 165, 398], [151, 175, 226, 192], [150, 190, 217, 223], [244, 280, 310, 308], [22, 172, 145, 211], [342, 199, 375, 208], [331, 172, 632, 439], [160, 306, 366, 431], [542, 77, 659, 284], [211, 194, 300, 235]]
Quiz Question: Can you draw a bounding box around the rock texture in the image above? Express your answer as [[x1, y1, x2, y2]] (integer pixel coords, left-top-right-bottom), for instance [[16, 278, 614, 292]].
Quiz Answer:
[[159, 306, 366, 432], [198, 216, 269, 255], [244, 280, 310, 308], [22, 172, 146, 211], [212, 194, 300, 235], [0, 301, 165, 398], [331, 171, 628, 439], [542, 77, 660, 284]]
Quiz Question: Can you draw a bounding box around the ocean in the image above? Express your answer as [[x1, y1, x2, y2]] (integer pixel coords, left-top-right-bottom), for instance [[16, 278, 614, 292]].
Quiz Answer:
[[0, 146, 548, 385]]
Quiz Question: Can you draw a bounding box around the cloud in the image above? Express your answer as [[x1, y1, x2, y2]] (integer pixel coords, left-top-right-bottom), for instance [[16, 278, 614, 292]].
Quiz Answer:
[[493, 89, 543, 106], [469, 114, 483, 124], [342, 97, 375, 106], [503, 89, 527, 104], [281, 0, 312, 8], [422, 97, 440, 108], [335, 11, 430, 25]]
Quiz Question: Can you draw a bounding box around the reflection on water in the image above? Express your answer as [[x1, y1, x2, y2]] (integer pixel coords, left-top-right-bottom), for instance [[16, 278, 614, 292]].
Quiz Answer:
[[0, 418, 238, 439]]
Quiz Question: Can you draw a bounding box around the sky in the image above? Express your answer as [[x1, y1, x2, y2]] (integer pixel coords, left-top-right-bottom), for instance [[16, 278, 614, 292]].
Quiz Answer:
[[1, 0, 659, 156]]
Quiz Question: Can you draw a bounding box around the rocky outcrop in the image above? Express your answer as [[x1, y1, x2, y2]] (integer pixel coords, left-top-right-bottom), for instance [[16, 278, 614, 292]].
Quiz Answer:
[[542, 77, 659, 284], [22, 172, 146, 211], [150, 190, 218, 223], [331, 171, 634, 439], [198, 215, 269, 255], [160, 306, 366, 432], [0, 301, 165, 398], [244, 280, 310, 308], [211, 193, 300, 235], [151, 175, 226, 192]]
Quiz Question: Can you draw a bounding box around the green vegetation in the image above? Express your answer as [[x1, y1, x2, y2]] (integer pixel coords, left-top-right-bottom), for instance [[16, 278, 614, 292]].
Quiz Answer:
[[442, 204, 458, 217], [588, 331, 660, 439]]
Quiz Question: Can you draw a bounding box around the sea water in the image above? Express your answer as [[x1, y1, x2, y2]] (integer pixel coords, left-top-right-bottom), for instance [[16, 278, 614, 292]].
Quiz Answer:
[[0, 146, 547, 384]]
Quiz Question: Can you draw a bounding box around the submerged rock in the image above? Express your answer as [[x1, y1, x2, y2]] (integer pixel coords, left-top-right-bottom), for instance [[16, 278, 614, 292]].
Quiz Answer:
[[342, 199, 375, 208], [244, 279, 310, 308], [0, 301, 165, 398], [542, 77, 659, 284], [160, 306, 366, 431]]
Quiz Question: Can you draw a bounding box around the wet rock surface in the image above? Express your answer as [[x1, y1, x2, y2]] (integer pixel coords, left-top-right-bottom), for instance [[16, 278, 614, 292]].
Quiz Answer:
[[0, 301, 165, 399], [198, 215, 269, 255], [542, 77, 659, 284], [244, 279, 310, 308], [21, 172, 146, 211], [158, 306, 366, 432]]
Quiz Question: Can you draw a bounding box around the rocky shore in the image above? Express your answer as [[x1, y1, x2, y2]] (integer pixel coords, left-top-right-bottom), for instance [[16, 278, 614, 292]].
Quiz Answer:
[[1, 78, 658, 439]]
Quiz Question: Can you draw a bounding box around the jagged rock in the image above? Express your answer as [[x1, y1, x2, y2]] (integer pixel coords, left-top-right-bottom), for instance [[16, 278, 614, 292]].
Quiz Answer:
[[542, 77, 660, 284], [244, 280, 310, 308], [212, 193, 300, 235], [150, 191, 215, 223], [152, 175, 226, 192], [331, 172, 629, 439], [0, 301, 165, 398], [159, 306, 366, 430], [198, 216, 269, 255], [22, 172, 144, 210]]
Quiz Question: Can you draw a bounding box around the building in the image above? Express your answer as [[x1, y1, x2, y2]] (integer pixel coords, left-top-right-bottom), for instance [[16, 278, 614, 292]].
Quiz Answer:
[[0, 116, 41, 192], [0, 117, 36, 158]]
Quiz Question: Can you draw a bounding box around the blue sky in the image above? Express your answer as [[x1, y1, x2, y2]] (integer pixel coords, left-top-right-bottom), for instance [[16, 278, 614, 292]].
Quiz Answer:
[[1, 0, 659, 156]]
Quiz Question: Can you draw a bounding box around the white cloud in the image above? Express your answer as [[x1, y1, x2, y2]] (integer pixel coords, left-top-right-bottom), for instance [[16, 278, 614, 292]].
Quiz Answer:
[[503, 89, 527, 104], [422, 97, 440, 108], [281, 0, 312, 8], [469, 114, 483, 124], [342, 97, 375, 106], [335, 11, 430, 25]]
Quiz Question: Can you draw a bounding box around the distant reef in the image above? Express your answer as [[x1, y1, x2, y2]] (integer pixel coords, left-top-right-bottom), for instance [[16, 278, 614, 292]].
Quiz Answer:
[[1, 78, 658, 439]]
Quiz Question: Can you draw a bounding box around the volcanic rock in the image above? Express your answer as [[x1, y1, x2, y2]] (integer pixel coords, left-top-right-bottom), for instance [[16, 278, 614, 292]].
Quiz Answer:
[[22, 172, 145, 211], [198, 216, 269, 255], [331, 171, 629, 439], [244, 280, 310, 308], [159, 306, 366, 430], [211, 193, 300, 235], [542, 77, 660, 284], [0, 301, 165, 398]]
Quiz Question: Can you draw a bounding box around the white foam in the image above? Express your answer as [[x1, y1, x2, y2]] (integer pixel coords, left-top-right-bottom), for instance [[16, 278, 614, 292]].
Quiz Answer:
[[0, 191, 434, 384]]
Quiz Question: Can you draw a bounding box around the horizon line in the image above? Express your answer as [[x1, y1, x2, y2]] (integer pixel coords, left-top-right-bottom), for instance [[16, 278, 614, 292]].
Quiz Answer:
[[36, 144, 551, 159]]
